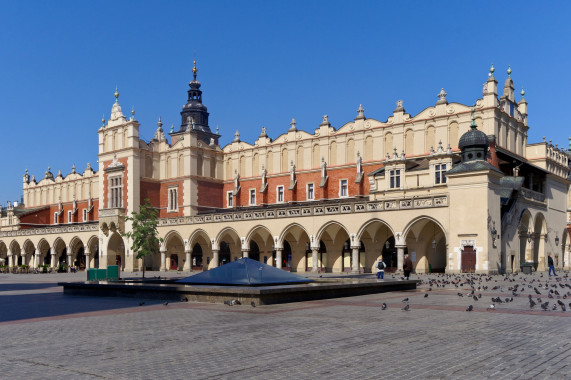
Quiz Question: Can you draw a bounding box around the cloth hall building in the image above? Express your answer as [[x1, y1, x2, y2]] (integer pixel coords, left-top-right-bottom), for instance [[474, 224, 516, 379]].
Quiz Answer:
[[1, 63, 570, 275]]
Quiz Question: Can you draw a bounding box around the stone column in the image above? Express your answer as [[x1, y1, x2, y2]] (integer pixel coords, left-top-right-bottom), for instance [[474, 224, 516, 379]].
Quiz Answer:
[[34, 249, 40, 269], [212, 249, 220, 268], [67, 246, 73, 270], [275, 248, 283, 269], [506, 254, 512, 274], [184, 249, 191, 272], [242, 249, 249, 259], [351, 246, 360, 274], [397, 246, 405, 272], [20, 253, 26, 268], [160, 246, 167, 272], [311, 248, 319, 273], [50, 247, 56, 269], [7, 250, 13, 267], [84, 245, 91, 270]]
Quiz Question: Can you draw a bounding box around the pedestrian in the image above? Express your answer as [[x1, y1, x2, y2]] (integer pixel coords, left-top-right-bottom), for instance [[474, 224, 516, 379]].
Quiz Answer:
[[403, 254, 413, 280], [375, 257, 386, 280], [547, 254, 557, 277]]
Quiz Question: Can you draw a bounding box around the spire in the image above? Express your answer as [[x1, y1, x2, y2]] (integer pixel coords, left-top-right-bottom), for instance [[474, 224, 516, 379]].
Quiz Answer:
[[355, 104, 365, 120], [131, 106, 136, 121], [178, 58, 212, 134], [153, 116, 165, 141], [109, 87, 126, 123]]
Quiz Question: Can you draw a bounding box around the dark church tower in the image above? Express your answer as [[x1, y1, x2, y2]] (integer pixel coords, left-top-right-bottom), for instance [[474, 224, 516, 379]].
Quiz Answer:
[[174, 60, 219, 144]]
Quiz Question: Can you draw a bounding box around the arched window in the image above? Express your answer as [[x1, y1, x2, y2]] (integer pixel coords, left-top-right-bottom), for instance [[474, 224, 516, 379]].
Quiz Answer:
[[179, 154, 185, 177], [226, 158, 232, 179], [384, 132, 393, 157], [405, 129, 414, 155], [253, 153, 259, 175], [449, 122, 459, 149], [364, 136, 373, 160], [346, 139, 355, 164], [266, 151, 274, 173], [329, 141, 337, 165], [296, 146, 304, 169], [425, 125, 435, 152], [281, 148, 288, 172], [166, 157, 172, 179], [239, 155, 246, 176], [312, 144, 320, 168]]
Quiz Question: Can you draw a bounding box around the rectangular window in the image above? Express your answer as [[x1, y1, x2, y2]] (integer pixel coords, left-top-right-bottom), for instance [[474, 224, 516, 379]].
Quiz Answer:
[[168, 188, 178, 211], [109, 176, 123, 208], [227, 191, 233, 208], [249, 189, 256, 206], [277, 186, 284, 203], [82, 209, 87, 222], [307, 183, 314, 200], [339, 179, 348, 197], [54, 212, 58, 224], [389, 169, 401, 189], [435, 164, 447, 184], [68, 210, 72, 224]]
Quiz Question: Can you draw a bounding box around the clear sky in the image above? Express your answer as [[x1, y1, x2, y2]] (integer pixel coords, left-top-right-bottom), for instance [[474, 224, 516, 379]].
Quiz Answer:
[[1, 1, 570, 205]]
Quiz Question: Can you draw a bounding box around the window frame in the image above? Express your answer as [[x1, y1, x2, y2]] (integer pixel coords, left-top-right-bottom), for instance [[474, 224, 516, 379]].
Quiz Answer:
[[108, 175, 123, 208], [54, 212, 59, 224], [435, 163, 447, 185], [276, 185, 285, 203], [82, 209, 87, 222], [389, 169, 401, 189], [339, 179, 348, 198], [227, 191, 234, 208], [249, 188, 256, 206], [68, 210, 72, 224], [168, 187, 178, 212], [307, 183, 314, 201]]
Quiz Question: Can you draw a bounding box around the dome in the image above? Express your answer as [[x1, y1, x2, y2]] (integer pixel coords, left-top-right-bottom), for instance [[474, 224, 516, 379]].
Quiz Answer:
[[458, 128, 489, 150]]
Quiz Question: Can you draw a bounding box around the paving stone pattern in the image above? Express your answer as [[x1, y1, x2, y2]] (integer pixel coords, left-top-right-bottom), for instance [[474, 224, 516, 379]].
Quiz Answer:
[[0, 271, 570, 379]]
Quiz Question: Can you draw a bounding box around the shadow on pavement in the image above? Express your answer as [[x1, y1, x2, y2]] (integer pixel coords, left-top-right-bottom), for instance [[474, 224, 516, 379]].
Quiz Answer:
[[0, 283, 62, 292]]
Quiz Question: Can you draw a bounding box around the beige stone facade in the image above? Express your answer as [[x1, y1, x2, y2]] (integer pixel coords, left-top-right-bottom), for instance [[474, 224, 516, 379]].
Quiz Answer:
[[1, 65, 569, 274]]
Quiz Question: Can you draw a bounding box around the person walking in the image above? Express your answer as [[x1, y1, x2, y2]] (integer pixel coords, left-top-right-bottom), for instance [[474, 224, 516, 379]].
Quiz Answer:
[[403, 254, 413, 280], [375, 257, 386, 280], [547, 254, 557, 277]]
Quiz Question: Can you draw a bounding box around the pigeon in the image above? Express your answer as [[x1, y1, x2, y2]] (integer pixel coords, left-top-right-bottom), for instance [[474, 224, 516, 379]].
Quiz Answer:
[[540, 302, 549, 311], [473, 295, 479, 302], [466, 305, 473, 312], [534, 287, 541, 294], [424, 293, 429, 298], [487, 304, 495, 311], [138, 302, 145, 306], [557, 300, 565, 307], [529, 300, 536, 309], [552, 304, 558, 311], [402, 297, 409, 302], [381, 303, 387, 310], [402, 304, 410, 311], [232, 300, 241, 305], [224, 300, 233, 306], [163, 301, 169, 306], [561, 304, 567, 312], [251, 301, 256, 307], [458, 293, 464, 297]]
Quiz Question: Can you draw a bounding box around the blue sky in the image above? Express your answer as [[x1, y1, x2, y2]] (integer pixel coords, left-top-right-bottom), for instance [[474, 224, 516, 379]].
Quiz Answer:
[[1, 1, 570, 205]]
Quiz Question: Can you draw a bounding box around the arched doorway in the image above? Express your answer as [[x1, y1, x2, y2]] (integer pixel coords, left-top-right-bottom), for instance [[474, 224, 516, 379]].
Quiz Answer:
[[75, 246, 86, 270], [306, 240, 327, 272], [382, 236, 400, 272], [404, 217, 446, 274], [107, 233, 125, 270], [249, 241, 260, 262], [282, 241, 292, 270], [191, 243, 203, 270], [220, 241, 231, 265]]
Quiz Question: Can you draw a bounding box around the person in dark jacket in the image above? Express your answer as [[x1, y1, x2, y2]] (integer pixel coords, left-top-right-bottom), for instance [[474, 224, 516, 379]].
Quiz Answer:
[[547, 254, 557, 276], [403, 254, 413, 280]]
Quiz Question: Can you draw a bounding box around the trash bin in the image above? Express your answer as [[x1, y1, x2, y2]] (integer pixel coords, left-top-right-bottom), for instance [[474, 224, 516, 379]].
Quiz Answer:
[[521, 262, 533, 274], [86, 268, 97, 281], [107, 265, 120, 281], [96, 269, 107, 280]]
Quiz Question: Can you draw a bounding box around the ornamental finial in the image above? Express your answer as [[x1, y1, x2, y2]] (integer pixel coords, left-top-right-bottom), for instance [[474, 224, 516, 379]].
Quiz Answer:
[[131, 106, 135, 119], [470, 107, 477, 130], [157, 116, 163, 129], [507, 65, 512, 78], [114, 86, 119, 102], [520, 87, 525, 97], [489, 63, 495, 76], [101, 115, 105, 126], [192, 59, 197, 81]]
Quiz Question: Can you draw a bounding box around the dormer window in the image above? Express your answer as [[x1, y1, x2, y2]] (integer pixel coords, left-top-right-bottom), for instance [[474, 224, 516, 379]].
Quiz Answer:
[[389, 169, 401, 189], [435, 164, 447, 184]]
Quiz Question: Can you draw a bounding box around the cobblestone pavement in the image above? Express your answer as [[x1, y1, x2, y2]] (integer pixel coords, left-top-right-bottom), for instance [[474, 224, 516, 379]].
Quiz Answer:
[[0, 271, 570, 380]]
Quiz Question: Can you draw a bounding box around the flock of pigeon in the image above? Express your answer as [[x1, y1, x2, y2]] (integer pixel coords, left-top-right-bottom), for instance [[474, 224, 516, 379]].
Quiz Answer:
[[380, 271, 571, 313]]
